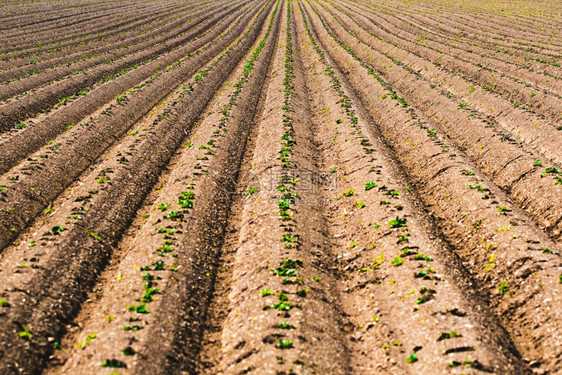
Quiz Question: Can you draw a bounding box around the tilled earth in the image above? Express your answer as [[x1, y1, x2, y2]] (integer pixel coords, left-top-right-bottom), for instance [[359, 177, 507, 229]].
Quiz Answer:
[[0, 0, 560, 374]]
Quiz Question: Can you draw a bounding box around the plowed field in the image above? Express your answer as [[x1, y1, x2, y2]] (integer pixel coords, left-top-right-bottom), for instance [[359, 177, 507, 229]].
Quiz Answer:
[[0, 0, 560, 374]]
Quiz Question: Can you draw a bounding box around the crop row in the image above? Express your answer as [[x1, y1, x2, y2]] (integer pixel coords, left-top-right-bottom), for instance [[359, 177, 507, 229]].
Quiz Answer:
[[0, 2, 253, 176], [1, 1, 187, 53], [311, 0, 562, 242], [0, 0, 279, 373], [0, 1, 235, 125], [299, 0, 561, 371], [0, 1, 205, 76], [334, 1, 562, 123]]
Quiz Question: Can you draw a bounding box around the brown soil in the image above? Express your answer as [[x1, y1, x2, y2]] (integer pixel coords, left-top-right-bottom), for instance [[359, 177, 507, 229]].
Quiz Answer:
[[0, 0, 560, 374]]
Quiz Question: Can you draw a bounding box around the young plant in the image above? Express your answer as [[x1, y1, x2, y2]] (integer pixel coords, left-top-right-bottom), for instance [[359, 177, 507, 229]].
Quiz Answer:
[[365, 181, 377, 190], [390, 257, 403, 266], [277, 340, 293, 349], [389, 216, 407, 228]]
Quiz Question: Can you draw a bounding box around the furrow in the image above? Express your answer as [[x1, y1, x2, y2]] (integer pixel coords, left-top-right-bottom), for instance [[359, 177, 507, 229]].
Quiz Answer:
[[0, 1, 251, 174], [0, 1, 263, 252], [0, 0, 274, 373], [300, 0, 561, 371]]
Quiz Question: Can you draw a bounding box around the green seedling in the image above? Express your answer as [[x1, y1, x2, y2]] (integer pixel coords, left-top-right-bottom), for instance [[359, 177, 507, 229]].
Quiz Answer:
[[123, 325, 142, 331], [414, 254, 433, 261], [437, 331, 461, 341], [280, 210, 292, 221], [279, 200, 291, 209], [389, 216, 407, 228], [344, 188, 355, 197], [101, 359, 126, 368], [267, 302, 293, 311], [278, 322, 295, 329], [416, 287, 436, 304], [18, 326, 33, 340], [178, 191, 195, 208], [385, 190, 400, 197], [122, 347, 136, 356], [498, 206, 511, 213], [165, 211, 183, 220], [140, 284, 160, 302], [282, 234, 295, 242], [157, 203, 171, 212], [86, 231, 101, 240], [77, 333, 97, 349], [261, 289, 273, 297], [157, 227, 174, 234], [126, 304, 150, 314], [468, 185, 488, 191], [365, 181, 377, 190], [390, 257, 403, 266], [406, 353, 418, 363], [277, 340, 293, 349], [498, 282, 509, 293], [50, 226, 64, 235]]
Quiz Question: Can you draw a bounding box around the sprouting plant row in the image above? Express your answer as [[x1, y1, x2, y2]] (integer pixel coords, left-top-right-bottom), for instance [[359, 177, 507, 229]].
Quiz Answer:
[[95, 31, 240, 365], [190, 0, 279, 164], [186, 0, 277, 174], [7, 1, 266, 357], [356, 0, 562, 71], [97, 187, 196, 369], [263, 2, 302, 365], [2, 1, 202, 62], [317, 4, 550, 149], [305, 0, 412, 108], [305, 0, 560, 306], [1, 7, 197, 84], [303, 0, 438, 302], [308, 1, 562, 194], [325, 2, 562, 127], [10, 4, 251, 132], [298, 5, 477, 365], [299, 0, 374, 155], [99, 1, 280, 368], [347, 0, 562, 99]]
